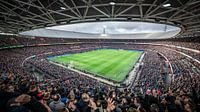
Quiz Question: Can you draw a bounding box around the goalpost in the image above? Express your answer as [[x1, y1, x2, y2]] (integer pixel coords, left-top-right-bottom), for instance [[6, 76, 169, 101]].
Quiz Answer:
[[68, 61, 74, 68]]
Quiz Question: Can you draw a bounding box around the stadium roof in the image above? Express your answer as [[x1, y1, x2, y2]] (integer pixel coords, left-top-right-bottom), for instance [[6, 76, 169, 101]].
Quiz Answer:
[[0, 0, 200, 38]]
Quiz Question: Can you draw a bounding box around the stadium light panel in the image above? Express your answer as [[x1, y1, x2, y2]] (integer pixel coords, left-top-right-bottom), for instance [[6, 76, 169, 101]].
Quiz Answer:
[[163, 3, 171, 7], [60, 7, 66, 10], [109, 2, 115, 5]]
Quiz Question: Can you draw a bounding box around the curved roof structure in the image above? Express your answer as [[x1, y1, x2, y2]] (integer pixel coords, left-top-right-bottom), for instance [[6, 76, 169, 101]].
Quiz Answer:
[[0, 0, 200, 38]]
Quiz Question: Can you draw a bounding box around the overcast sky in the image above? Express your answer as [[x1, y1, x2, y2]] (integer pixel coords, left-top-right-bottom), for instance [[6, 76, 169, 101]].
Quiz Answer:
[[46, 21, 180, 34]]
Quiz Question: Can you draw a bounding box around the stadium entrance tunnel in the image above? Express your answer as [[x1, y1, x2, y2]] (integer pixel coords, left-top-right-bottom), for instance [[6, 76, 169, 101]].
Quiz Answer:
[[19, 21, 181, 39]]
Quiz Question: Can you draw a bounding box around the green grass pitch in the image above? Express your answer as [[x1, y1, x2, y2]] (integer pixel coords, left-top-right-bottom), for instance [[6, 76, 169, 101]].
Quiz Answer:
[[48, 49, 143, 82]]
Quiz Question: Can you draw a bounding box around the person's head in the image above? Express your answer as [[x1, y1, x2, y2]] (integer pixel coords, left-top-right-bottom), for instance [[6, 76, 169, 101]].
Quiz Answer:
[[150, 104, 159, 112], [7, 85, 15, 92], [82, 93, 90, 103], [168, 90, 173, 96], [134, 97, 141, 107], [152, 89, 157, 96], [96, 99, 101, 107], [179, 90, 185, 96], [146, 89, 151, 95], [43, 92, 50, 100], [184, 103, 192, 112], [53, 94, 61, 102], [122, 97, 128, 104], [128, 107, 137, 112], [47, 86, 52, 92], [15, 94, 31, 105], [69, 89, 75, 100]]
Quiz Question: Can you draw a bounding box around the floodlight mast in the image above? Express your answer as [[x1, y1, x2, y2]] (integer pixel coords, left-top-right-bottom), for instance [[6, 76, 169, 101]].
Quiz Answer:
[[103, 26, 106, 34], [164, 25, 167, 32], [101, 25, 108, 36]]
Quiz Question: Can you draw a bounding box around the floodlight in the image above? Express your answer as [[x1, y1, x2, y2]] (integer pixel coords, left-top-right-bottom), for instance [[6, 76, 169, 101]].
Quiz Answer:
[[163, 3, 171, 7]]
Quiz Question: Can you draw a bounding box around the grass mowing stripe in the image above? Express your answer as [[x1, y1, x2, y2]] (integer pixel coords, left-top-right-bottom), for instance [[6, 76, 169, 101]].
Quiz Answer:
[[94, 51, 133, 81], [51, 50, 110, 66], [68, 50, 113, 63], [105, 53, 134, 80], [90, 51, 130, 74], [69, 50, 115, 69], [52, 50, 106, 60], [82, 50, 126, 70], [105, 52, 143, 81]]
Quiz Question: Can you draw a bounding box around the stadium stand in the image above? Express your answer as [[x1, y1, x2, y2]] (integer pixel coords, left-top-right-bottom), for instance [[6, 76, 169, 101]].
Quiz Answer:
[[0, 35, 200, 112]]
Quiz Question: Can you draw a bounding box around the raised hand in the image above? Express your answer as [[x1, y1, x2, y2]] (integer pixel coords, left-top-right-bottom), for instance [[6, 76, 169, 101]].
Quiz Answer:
[[89, 99, 98, 110], [106, 98, 115, 112]]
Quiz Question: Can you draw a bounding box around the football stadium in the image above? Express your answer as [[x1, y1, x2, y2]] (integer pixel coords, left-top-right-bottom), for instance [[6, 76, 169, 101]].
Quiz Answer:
[[0, 0, 200, 112]]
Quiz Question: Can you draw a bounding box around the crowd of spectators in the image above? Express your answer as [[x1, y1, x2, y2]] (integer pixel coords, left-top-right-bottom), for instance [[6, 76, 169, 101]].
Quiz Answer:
[[0, 35, 199, 50], [0, 35, 200, 112], [133, 51, 166, 93], [153, 37, 200, 50]]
